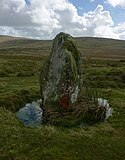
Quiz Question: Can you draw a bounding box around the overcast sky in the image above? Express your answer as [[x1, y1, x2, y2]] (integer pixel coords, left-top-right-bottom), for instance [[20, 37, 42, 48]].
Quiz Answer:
[[0, 0, 125, 40]]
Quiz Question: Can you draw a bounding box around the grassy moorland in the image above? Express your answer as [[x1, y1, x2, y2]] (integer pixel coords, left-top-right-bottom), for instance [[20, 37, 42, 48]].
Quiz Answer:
[[0, 36, 125, 160]]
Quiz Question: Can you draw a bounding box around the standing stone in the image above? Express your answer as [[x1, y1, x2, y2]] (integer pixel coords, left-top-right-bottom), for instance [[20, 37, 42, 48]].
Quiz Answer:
[[40, 32, 83, 110]]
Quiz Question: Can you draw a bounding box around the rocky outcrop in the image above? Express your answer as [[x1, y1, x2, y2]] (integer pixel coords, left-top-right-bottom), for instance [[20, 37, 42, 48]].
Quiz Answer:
[[40, 32, 83, 110]]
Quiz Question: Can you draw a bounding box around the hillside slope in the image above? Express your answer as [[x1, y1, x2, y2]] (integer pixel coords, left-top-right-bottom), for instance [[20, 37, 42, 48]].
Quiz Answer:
[[0, 35, 125, 59], [0, 36, 125, 160]]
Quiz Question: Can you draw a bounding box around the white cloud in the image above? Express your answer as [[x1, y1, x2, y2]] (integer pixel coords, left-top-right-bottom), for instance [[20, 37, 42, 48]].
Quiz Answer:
[[0, 0, 125, 40], [113, 22, 125, 39], [106, 0, 125, 8]]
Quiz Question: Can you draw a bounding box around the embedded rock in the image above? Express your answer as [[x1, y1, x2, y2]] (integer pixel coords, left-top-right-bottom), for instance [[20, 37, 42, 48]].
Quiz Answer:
[[97, 98, 113, 120], [40, 32, 83, 110], [16, 101, 43, 127]]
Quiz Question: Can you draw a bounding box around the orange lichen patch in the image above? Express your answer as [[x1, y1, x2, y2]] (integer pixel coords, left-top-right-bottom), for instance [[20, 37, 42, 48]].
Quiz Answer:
[[60, 94, 70, 110]]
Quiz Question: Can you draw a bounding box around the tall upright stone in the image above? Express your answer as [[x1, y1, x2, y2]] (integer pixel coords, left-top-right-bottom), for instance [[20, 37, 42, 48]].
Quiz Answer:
[[40, 32, 83, 110]]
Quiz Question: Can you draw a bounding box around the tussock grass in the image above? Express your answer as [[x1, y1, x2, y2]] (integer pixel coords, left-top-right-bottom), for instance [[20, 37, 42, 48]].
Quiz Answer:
[[0, 53, 125, 159]]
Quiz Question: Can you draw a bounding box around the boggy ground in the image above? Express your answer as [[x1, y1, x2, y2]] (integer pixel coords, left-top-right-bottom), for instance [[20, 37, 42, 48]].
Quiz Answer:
[[0, 53, 125, 160]]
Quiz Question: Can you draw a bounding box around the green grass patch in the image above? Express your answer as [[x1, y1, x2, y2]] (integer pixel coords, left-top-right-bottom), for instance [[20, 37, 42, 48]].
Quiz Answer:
[[0, 107, 125, 160], [0, 54, 125, 159]]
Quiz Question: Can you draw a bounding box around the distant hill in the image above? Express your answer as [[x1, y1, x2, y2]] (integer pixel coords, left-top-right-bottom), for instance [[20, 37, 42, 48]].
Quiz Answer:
[[0, 35, 125, 59], [0, 35, 22, 43]]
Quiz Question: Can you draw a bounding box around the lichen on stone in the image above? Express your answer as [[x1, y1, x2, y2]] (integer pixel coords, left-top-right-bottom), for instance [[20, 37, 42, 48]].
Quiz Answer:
[[39, 32, 83, 110]]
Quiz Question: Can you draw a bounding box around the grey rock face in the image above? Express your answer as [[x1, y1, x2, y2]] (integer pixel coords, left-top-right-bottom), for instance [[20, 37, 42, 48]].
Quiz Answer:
[[40, 32, 83, 110], [16, 101, 43, 127], [97, 98, 113, 120]]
